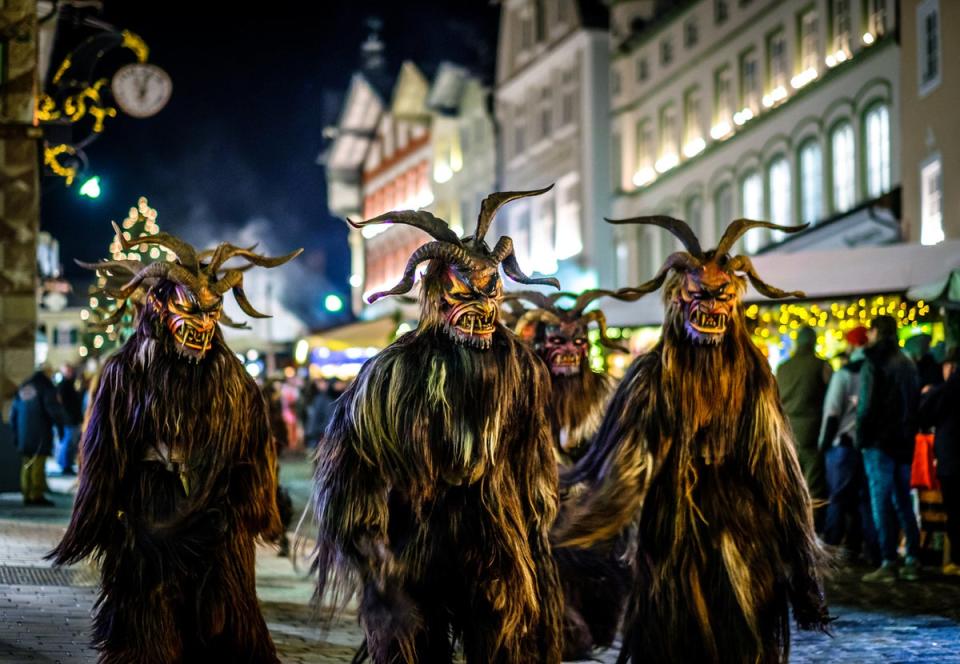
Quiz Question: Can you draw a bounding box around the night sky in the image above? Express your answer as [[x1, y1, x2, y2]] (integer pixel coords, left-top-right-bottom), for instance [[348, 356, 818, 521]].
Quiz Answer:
[[42, 1, 499, 328]]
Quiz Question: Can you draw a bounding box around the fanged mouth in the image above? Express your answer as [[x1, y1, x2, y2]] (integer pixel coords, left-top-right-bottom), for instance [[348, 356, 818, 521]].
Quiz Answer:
[[172, 326, 214, 357], [550, 353, 581, 374], [687, 309, 728, 334], [443, 310, 497, 349]]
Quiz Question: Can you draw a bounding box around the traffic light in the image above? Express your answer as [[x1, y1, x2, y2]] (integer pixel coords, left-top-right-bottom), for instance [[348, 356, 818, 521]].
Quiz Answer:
[[78, 175, 102, 198]]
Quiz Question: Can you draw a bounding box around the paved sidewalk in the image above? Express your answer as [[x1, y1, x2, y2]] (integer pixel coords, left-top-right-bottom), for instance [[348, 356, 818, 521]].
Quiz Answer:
[[3, 457, 960, 662]]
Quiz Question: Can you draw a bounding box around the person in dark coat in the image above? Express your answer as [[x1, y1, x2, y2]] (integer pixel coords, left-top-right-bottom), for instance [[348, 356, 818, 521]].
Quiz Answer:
[[55, 364, 84, 475], [778, 326, 833, 529], [8, 366, 67, 506], [919, 348, 960, 575], [304, 379, 334, 449], [818, 326, 879, 565], [858, 315, 922, 582]]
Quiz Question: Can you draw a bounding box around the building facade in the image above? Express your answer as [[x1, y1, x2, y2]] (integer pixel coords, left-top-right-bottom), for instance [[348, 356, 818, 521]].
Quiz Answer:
[[495, 0, 613, 292], [323, 58, 498, 321], [610, 0, 901, 293], [899, 0, 958, 245]]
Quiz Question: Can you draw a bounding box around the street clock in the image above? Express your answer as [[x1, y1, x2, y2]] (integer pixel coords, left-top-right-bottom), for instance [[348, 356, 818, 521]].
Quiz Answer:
[[111, 63, 173, 119]]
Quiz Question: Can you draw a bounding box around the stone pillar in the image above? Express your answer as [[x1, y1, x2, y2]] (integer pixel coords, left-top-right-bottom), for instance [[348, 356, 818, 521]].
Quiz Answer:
[[0, 0, 40, 411]]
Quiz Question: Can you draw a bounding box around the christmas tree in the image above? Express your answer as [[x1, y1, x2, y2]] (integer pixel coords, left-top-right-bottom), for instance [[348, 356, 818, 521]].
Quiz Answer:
[[79, 197, 175, 359]]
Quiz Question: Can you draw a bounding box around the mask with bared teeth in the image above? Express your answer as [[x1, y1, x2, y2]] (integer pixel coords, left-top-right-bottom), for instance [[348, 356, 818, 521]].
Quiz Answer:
[[602, 215, 809, 346], [78, 223, 302, 360], [348, 187, 561, 349]]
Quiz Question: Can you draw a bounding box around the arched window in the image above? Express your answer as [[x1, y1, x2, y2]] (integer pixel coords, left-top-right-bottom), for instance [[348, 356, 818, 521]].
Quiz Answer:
[[799, 139, 823, 225], [831, 121, 856, 213], [685, 194, 703, 234], [767, 155, 792, 241], [865, 103, 891, 198], [714, 183, 733, 244], [740, 170, 764, 253]]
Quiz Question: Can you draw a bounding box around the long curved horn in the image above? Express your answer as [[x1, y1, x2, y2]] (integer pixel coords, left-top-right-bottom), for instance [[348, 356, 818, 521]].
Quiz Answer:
[[489, 236, 516, 263], [112, 221, 200, 273], [623, 251, 702, 298], [715, 219, 808, 257], [368, 242, 472, 303], [728, 255, 805, 299], [502, 290, 556, 310], [501, 250, 560, 289], [212, 269, 244, 295], [514, 308, 563, 334], [220, 311, 250, 329], [569, 288, 648, 316], [581, 309, 629, 353], [605, 215, 704, 258], [200, 243, 258, 271], [208, 246, 303, 273], [474, 185, 554, 248], [106, 262, 200, 300], [347, 210, 462, 245], [75, 258, 143, 277], [232, 285, 270, 318]]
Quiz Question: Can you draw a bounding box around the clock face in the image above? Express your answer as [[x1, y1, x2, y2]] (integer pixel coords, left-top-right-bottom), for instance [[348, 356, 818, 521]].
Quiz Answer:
[[111, 63, 173, 119]]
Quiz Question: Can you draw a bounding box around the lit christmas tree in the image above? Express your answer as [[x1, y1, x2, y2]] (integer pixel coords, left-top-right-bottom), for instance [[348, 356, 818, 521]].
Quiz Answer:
[[79, 197, 175, 359]]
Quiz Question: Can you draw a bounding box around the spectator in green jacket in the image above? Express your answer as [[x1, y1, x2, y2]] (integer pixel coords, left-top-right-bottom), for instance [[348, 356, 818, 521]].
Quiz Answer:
[[777, 326, 833, 531]]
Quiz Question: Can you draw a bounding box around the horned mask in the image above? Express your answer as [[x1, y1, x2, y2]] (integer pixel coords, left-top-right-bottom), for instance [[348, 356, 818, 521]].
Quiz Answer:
[[605, 216, 807, 345], [348, 187, 560, 349], [507, 289, 642, 375], [79, 223, 302, 359]]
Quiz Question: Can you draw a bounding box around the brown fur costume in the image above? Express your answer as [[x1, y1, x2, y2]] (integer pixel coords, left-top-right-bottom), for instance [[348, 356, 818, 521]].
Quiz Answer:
[[312, 190, 564, 663], [50, 229, 300, 663], [507, 289, 638, 659], [559, 217, 830, 663]]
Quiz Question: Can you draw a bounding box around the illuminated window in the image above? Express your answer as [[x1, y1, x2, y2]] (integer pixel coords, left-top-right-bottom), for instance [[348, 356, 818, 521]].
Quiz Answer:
[[686, 195, 704, 234], [799, 139, 823, 225], [830, 121, 855, 212], [918, 0, 941, 97], [740, 49, 759, 112], [530, 187, 557, 274], [659, 104, 677, 160], [714, 183, 733, 241], [767, 156, 791, 241], [920, 155, 944, 245], [865, 103, 890, 198], [767, 29, 787, 90], [799, 10, 819, 72], [714, 65, 733, 125], [831, 0, 851, 55], [636, 118, 653, 168], [683, 87, 702, 145], [868, 0, 887, 37], [740, 171, 764, 253]]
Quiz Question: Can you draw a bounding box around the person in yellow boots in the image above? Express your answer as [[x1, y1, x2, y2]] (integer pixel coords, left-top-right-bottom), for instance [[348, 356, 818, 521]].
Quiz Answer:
[[9, 364, 66, 506]]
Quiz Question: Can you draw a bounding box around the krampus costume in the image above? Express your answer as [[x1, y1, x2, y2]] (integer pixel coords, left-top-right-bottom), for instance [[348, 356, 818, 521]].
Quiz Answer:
[[509, 289, 634, 461], [50, 225, 301, 663], [312, 189, 564, 664], [558, 217, 830, 663], [508, 289, 636, 659]]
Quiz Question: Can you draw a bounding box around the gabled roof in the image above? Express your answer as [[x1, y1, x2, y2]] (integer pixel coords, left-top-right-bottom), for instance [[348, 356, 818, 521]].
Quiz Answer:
[[318, 72, 384, 171], [427, 62, 469, 116]]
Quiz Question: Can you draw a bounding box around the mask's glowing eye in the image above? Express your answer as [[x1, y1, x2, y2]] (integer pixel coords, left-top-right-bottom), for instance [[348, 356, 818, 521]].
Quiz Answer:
[[574, 338, 587, 346], [452, 292, 473, 302], [548, 336, 565, 345]]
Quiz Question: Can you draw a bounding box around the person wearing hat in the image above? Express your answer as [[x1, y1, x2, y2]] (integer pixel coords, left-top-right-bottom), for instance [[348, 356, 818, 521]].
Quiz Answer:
[[818, 326, 879, 565]]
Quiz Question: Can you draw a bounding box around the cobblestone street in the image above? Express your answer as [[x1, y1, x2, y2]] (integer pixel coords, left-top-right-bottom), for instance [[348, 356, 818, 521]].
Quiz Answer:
[[2, 458, 959, 663]]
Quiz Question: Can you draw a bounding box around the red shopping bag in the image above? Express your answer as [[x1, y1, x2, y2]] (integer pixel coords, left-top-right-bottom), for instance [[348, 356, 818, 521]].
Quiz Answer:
[[911, 433, 939, 491]]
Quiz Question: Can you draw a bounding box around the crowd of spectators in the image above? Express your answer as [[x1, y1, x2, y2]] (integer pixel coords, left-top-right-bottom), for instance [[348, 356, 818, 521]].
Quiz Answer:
[[776, 316, 958, 581]]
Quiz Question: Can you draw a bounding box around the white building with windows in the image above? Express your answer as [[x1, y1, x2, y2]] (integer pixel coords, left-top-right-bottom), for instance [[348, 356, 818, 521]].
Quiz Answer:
[[608, 0, 906, 320], [495, 0, 613, 292]]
